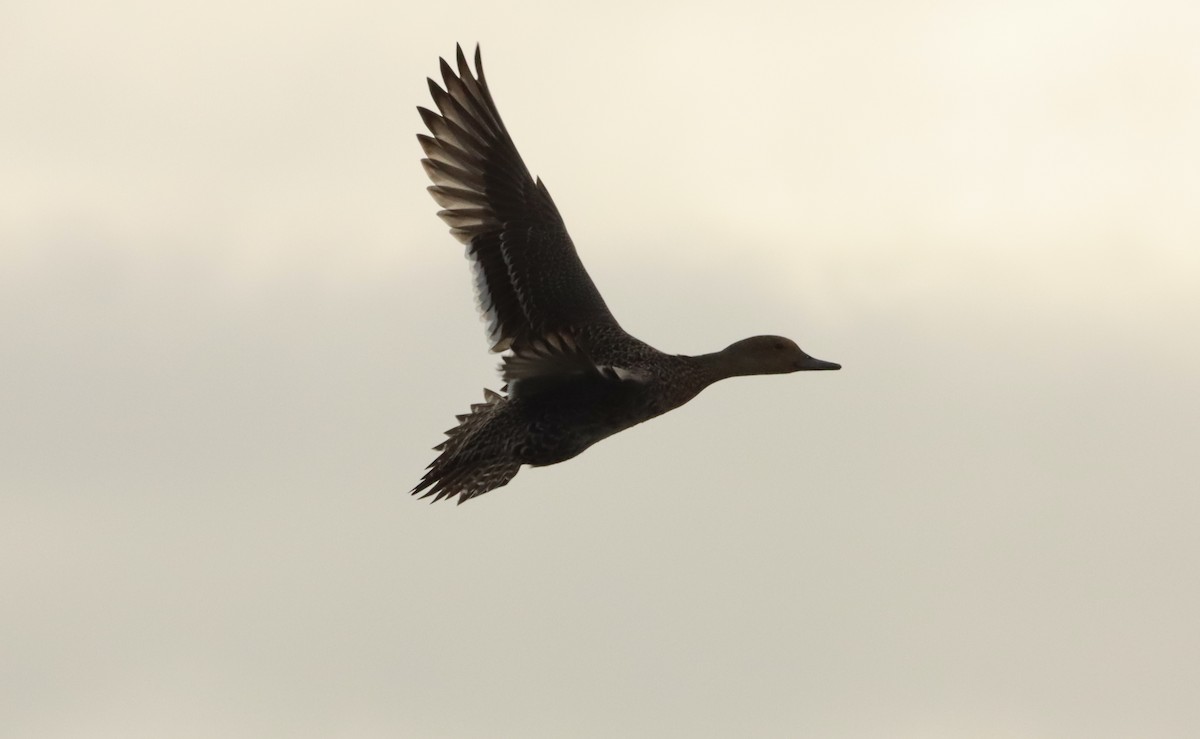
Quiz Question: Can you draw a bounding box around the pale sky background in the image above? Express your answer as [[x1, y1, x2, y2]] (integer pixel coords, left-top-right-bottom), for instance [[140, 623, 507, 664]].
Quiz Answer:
[[3, 1, 1199, 737]]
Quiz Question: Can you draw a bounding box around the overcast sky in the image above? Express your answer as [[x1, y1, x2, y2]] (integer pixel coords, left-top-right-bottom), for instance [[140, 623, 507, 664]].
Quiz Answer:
[[3, 2, 1199, 737]]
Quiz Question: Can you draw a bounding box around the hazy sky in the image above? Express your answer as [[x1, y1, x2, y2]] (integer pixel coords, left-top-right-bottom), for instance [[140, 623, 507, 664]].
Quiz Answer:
[[3, 2, 1199, 737]]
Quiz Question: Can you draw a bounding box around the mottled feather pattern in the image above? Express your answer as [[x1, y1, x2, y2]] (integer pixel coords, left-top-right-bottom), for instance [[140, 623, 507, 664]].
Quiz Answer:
[[411, 388, 520, 504]]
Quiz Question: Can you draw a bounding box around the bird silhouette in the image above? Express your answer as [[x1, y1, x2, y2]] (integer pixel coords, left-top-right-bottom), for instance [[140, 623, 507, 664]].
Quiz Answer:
[[413, 45, 839, 503]]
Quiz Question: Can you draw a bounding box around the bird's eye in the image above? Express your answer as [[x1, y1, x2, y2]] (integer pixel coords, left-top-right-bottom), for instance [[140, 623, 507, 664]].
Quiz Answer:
[[773, 342, 784, 350]]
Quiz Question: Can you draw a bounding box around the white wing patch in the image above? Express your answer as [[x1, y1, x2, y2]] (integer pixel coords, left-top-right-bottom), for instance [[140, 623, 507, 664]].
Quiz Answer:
[[598, 365, 650, 383]]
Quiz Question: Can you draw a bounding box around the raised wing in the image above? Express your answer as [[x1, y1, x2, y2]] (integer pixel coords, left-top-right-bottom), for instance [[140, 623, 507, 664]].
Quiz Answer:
[[417, 45, 618, 352]]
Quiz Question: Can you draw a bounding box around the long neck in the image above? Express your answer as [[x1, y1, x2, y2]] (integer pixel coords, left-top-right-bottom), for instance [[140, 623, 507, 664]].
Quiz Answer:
[[647, 352, 731, 413], [693, 348, 753, 383]]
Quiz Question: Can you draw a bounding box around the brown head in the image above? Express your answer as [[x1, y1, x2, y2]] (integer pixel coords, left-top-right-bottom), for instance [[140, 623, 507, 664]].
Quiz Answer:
[[713, 335, 841, 377]]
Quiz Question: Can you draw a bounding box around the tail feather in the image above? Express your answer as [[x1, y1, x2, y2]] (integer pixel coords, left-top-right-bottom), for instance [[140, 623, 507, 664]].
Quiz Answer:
[[411, 388, 522, 503]]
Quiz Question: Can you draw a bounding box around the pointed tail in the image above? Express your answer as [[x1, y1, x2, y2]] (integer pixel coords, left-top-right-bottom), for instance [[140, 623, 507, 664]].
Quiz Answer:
[[411, 389, 523, 503]]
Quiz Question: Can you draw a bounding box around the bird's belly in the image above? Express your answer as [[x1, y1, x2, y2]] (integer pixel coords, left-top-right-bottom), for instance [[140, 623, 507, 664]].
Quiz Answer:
[[517, 397, 652, 467]]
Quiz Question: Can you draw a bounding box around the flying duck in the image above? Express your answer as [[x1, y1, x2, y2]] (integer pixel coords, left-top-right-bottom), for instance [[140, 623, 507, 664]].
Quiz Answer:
[[413, 45, 839, 503]]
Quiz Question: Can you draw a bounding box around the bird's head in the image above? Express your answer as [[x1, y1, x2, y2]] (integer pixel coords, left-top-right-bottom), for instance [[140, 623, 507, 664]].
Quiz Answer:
[[720, 335, 841, 375]]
